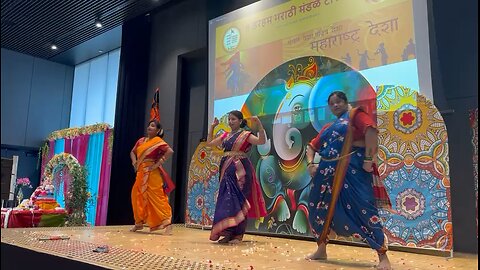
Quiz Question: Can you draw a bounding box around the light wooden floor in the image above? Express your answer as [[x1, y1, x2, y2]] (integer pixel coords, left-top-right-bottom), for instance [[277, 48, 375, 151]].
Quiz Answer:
[[1, 225, 477, 270]]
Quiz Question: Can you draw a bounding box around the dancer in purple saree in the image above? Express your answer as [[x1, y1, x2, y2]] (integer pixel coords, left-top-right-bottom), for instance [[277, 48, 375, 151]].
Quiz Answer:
[[305, 91, 392, 270], [207, 110, 267, 244]]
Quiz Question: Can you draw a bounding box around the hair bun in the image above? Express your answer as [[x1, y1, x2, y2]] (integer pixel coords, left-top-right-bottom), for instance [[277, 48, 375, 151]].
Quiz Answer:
[[240, 119, 247, 128]]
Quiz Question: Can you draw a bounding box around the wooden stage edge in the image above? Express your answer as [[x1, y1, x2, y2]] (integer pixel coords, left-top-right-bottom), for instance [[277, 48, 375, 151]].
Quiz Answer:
[[1, 225, 477, 270]]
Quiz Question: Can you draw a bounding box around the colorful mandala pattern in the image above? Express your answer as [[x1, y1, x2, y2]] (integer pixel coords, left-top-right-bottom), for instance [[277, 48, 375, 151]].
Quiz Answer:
[[393, 104, 422, 134], [187, 181, 205, 223], [395, 188, 426, 220], [377, 85, 452, 251], [376, 85, 417, 112], [185, 142, 222, 226], [204, 173, 220, 225], [469, 108, 478, 238]]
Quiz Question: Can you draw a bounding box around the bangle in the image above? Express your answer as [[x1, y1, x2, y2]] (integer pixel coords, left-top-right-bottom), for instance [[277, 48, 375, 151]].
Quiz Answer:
[[363, 160, 373, 163], [364, 156, 373, 161]]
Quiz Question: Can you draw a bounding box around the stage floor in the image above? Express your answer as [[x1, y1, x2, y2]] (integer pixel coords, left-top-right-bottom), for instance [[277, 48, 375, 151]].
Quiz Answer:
[[1, 225, 477, 270]]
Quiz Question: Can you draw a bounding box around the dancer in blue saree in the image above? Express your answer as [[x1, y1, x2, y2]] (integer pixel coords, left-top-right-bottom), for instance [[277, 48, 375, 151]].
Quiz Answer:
[[207, 110, 267, 244], [306, 91, 392, 270]]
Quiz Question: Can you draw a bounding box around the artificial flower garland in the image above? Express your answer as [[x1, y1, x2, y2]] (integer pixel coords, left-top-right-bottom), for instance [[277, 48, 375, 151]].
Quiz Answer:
[[39, 123, 114, 166], [47, 123, 111, 141], [43, 153, 89, 226]]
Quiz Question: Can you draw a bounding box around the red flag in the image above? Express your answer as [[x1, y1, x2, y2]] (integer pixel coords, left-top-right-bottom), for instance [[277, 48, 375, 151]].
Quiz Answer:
[[150, 88, 160, 121]]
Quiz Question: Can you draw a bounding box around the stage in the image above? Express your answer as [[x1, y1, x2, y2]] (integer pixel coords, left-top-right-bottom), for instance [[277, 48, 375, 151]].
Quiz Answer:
[[1, 225, 477, 270]]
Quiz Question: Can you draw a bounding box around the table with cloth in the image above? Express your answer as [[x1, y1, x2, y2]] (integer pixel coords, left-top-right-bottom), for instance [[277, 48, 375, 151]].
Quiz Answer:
[[1, 208, 67, 228]]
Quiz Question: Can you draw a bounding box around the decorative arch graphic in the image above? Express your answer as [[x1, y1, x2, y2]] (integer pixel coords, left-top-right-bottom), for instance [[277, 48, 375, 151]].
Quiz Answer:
[[43, 153, 89, 226], [185, 142, 222, 227], [376, 85, 452, 251]]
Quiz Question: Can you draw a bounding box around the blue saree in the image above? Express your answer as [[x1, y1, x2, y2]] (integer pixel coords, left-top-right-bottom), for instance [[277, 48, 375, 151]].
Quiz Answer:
[[308, 109, 388, 253]]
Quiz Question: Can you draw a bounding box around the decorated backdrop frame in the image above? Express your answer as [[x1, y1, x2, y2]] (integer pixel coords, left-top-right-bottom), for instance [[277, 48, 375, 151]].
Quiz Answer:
[[187, 56, 453, 256], [43, 153, 89, 226]]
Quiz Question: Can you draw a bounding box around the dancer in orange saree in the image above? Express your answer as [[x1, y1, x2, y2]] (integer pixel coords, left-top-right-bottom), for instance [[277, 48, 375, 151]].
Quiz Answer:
[[207, 110, 268, 244], [130, 120, 175, 233]]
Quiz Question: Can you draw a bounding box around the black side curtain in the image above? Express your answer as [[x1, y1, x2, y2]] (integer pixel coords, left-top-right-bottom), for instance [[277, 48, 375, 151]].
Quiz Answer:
[[107, 15, 151, 225]]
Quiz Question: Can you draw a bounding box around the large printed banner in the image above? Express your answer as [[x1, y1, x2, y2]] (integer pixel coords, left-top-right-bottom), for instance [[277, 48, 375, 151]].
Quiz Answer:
[[205, 0, 448, 253], [190, 56, 453, 252], [210, 0, 426, 118]]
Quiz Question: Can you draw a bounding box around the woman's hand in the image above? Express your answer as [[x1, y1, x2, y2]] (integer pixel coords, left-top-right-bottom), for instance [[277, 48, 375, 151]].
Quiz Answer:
[[307, 164, 318, 177], [149, 165, 157, 171], [211, 117, 219, 128], [149, 158, 165, 171], [132, 161, 137, 172], [148, 163, 160, 171], [250, 116, 264, 130], [207, 118, 221, 146], [363, 161, 373, 172]]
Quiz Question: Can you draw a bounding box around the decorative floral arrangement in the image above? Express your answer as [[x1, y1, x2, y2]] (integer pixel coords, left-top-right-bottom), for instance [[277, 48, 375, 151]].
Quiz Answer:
[[46, 123, 111, 141], [29, 184, 58, 210], [43, 153, 89, 226], [44, 153, 79, 183], [39, 124, 114, 166], [39, 143, 50, 166], [14, 177, 33, 205], [17, 177, 31, 186], [108, 130, 114, 153]]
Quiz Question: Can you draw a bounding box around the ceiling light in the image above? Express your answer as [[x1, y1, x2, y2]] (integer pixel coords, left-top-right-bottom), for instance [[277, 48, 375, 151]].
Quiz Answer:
[[95, 19, 103, 28], [98, 50, 104, 53], [51, 44, 58, 50]]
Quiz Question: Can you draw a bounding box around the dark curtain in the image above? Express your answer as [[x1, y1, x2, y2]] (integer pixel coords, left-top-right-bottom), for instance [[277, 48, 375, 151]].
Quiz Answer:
[[107, 15, 151, 225]]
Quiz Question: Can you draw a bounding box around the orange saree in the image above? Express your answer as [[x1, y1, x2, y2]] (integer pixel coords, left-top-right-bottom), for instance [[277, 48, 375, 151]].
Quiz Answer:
[[131, 136, 174, 230]]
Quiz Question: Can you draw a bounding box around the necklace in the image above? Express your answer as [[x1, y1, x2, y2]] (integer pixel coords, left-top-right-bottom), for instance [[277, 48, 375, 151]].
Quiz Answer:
[[226, 129, 242, 141]]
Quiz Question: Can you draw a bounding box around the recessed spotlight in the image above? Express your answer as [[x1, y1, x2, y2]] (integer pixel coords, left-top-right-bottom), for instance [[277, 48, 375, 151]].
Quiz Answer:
[[51, 44, 58, 50], [98, 50, 104, 53], [95, 19, 103, 28]]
